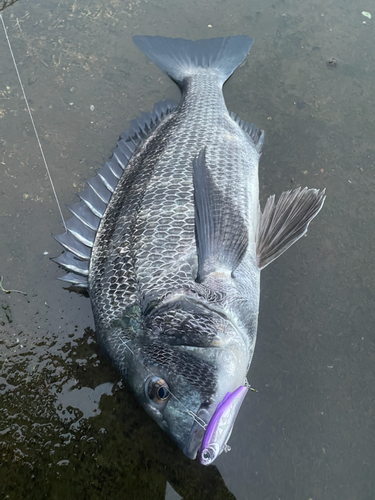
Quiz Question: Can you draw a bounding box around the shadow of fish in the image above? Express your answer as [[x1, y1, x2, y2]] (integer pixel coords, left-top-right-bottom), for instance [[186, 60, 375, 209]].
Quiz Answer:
[[53, 35, 325, 465]]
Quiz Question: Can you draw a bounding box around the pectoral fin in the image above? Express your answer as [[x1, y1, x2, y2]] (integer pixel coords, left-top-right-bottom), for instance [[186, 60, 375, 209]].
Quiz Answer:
[[256, 187, 326, 269], [193, 148, 248, 282]]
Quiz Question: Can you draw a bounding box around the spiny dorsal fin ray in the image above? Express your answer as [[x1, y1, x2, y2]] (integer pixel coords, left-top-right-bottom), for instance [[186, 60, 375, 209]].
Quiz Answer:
[[66, 201, 100, 231], [53, 99, 178, 287], [52, 252, 89, 276], [229, 111, 264, 153], [61, 217, 96, 247], [193, 147, 248, 283], [57, 271, 88, 287], [256, 187, 326, 270]]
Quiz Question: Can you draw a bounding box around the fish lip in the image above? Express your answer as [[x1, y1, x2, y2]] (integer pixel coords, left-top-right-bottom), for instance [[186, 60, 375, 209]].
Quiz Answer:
[[183, 407, 211, 460]]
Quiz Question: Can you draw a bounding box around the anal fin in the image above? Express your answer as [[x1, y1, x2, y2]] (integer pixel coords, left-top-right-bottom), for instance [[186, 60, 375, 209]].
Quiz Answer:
[[193, 148, 248, 282], [256, 187, 326, 269]]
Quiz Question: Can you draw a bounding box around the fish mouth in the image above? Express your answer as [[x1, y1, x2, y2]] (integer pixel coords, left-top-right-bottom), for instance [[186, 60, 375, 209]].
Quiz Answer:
[[183, 407, 211, 460]]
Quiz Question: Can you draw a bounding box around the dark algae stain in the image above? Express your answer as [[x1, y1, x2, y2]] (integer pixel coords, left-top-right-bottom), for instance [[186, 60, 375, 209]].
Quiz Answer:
[[1, 301, 13, 324]]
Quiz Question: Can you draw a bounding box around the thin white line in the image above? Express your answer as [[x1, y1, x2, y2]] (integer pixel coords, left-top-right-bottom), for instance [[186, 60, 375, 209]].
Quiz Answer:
[[0, 13, 66, 230]]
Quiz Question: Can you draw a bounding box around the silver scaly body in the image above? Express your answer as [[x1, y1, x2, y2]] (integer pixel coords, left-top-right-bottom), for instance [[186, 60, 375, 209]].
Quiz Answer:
[[53, 36, 325, 462]]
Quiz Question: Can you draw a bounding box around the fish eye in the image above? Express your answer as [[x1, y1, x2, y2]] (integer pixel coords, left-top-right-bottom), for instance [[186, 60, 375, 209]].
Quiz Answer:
[[148, 377, 171, 403]]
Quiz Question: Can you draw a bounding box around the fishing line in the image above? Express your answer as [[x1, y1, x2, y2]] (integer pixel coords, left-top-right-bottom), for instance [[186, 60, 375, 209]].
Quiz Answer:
[[121, 339, 207, 430], [0, 13, 67, 230], [1, 13, 207, 433]]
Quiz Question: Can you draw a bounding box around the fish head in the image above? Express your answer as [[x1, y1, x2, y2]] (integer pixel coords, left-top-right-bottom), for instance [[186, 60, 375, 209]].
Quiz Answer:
[[123, 299, 249, 462]]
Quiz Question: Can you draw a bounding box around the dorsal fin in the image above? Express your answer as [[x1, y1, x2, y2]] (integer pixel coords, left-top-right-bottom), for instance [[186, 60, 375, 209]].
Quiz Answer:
[[52, 99, 178, 287], [229, 111, 264, 153]]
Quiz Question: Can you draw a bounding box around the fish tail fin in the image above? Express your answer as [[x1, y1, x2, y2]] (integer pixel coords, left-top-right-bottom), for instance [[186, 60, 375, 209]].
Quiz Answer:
[[133, 35, 254, 86]]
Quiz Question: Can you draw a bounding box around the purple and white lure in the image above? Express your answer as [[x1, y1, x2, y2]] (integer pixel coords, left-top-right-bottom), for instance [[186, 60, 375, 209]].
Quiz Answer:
[[199, 386, 248, 465]]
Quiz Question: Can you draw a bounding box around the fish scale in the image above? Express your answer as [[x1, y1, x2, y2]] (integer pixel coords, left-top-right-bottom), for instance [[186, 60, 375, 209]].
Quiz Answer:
[[133, 78, 256, 298]]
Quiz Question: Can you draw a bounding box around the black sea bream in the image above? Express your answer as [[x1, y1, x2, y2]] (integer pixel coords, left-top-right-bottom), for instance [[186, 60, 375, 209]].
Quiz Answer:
[[54, 35, 325, 464]]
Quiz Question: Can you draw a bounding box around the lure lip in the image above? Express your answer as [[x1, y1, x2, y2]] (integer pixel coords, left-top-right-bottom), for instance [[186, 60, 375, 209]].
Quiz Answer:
[[199, 385, 248, 465], [183, 407, 211, 460]]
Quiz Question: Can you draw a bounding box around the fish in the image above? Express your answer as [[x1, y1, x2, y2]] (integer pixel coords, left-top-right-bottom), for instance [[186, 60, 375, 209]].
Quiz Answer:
[[53, 35, 325, 465]]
